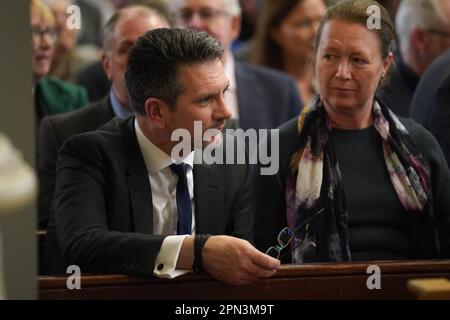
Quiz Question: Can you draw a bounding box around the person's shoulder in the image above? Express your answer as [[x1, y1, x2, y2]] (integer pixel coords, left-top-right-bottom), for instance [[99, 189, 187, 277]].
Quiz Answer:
[[414, 50, 450, 95], [57, 118, 129, 168], [55, 96, 108, 121], [423, 49, 450, 77], [46, 97, 106, 120], [236, 61, 296, 84], [63, 117, 128, 150], [398, 116, 442, 159], [39, 77, 89, 113], [399, 117, 433, 139], [258, 117, 298, 149], [40, 97, 110, 137], [278, 117, 298, 135]]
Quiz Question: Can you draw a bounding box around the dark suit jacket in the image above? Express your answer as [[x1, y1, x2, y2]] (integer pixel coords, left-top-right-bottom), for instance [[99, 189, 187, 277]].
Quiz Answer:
[[235, 62, 302, 130], [38, 96, 115, 229], [410, 49, 450, 167], [43, 117, 253, 275]]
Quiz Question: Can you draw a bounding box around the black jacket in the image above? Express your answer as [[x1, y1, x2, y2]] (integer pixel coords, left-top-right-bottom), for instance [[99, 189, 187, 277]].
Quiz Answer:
[[38, 95, 115, 229], [43, 117, 253, 275], [410, 49, 450, 167]]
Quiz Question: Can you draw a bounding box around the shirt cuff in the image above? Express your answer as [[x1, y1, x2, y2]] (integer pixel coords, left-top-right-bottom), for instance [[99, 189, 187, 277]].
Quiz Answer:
[[153, 235, 192, 279]]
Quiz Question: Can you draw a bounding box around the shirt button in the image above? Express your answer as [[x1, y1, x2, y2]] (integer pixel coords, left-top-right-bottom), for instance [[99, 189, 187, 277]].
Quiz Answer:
[[157, 263, 164, 271]]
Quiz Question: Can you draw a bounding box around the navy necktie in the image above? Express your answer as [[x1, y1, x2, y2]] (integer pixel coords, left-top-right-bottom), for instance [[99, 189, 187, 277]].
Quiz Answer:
[[170, 163, 192, 235]]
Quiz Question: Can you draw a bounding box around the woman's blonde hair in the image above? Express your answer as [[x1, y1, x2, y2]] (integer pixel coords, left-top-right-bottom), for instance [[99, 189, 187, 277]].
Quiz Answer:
[[315, 0, 393, 59], [30, 0, 55, 26]]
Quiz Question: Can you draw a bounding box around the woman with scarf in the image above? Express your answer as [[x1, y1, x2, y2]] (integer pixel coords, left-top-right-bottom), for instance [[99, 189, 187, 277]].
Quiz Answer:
[[255, 0, 450, 263]]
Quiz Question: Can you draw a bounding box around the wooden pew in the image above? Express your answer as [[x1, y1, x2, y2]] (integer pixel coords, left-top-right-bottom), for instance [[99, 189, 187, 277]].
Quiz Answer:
[[39, 260, 450, 299]]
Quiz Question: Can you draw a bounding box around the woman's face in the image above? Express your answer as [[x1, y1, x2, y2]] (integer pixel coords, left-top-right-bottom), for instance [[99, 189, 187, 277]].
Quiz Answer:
[[271, 0, 326, 61], [315, 19, 392, 116], [31, 8, 55, 81]]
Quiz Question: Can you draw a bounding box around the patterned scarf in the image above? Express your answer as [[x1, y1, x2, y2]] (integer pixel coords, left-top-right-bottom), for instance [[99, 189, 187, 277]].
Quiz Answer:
[[285, 95, 433, 263]]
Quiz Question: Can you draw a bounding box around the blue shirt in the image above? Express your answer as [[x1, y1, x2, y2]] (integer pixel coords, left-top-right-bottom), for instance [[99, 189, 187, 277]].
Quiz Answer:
[[110, 90, 134, 119]]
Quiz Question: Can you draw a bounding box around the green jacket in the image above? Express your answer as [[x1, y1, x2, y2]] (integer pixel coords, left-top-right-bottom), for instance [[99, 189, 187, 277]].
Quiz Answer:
[[37, 76, 89, 115]]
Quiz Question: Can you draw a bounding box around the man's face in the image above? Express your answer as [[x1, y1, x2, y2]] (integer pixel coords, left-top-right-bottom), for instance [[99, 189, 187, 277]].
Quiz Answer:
[[422, 2, 450, 71], [162, 59, 232, 149], [171, 0, 240, 53], [410, 0, 450, 76], [102, 13, 169, 107]]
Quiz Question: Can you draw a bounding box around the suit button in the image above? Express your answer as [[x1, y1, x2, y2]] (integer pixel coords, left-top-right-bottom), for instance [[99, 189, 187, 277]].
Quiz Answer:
[[157, 263, 164, 271]]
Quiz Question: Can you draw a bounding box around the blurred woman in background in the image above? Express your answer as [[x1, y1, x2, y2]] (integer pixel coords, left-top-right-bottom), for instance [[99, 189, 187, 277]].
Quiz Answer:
[[45, 0, 101, 82], [31, 0, 88, 126], [252, 0, 327, 105]]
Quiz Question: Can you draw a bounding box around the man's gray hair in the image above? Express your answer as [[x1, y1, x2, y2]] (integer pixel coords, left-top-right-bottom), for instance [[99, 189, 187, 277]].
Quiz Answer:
[[171, 0, 241, 16], [43, 0, 74, 6], [103, 5, 168, 52], [396, 0, 446, 56], [222, 0, 242, 16]]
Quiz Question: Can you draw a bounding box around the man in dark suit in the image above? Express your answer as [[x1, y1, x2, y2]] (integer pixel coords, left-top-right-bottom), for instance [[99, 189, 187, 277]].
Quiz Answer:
[[170, 0, 302, 131], [38, 5, 169, 229], [44, 28, 279, 285], [410, 49, 450, 167], [377, 0, 450, 117]]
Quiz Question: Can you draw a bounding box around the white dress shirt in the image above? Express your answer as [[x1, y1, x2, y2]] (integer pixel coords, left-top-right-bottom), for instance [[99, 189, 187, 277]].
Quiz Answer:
[[224, 54, 239, 120], [135, 119, 195, 278]]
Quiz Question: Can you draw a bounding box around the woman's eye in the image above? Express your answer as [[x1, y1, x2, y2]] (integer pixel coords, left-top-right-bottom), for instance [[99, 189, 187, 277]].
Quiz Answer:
[[352, 57, 366, 64]]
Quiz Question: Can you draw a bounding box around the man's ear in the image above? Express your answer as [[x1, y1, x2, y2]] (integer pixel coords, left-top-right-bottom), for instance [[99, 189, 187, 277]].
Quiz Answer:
[[144, 97, 167, 128], [230, 15, 242, 42], [101, 51, 113, 81], [410, 28, 428, 55], [382, 51, 394, 76]]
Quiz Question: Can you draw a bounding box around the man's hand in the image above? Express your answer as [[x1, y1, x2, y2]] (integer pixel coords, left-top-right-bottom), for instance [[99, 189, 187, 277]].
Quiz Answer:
[[202, 235, 280, 286]]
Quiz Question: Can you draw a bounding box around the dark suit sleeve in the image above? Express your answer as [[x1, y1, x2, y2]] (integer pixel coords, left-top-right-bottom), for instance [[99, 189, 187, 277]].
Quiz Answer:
[[423, 130, 450, 258], [254, 170, 287, 255], [38, 116, 60, 230], [227, 146, 254, 243], [408, 121, 450, 258], [426, 79, 450, 166], [253, 129, 290, 258], [54, 134, 165, 275], [253, 120, 300, 261]]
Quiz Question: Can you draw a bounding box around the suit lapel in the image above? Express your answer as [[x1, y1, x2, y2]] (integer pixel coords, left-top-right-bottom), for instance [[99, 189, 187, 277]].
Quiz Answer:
[[235, 62, 262, 130], [120, 119, 154, 234], [193, 162, 222, 234]]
